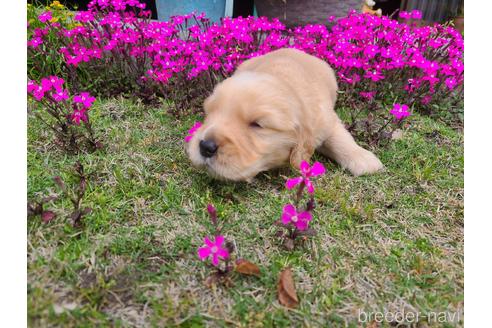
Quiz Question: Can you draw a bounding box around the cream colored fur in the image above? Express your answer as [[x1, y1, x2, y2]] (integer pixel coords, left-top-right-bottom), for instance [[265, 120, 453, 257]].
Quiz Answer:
[[186, 48, 384, 181]]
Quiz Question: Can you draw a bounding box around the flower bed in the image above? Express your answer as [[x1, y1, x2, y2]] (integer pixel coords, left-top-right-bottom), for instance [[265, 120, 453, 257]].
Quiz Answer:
[[28, 0, 464, 148]]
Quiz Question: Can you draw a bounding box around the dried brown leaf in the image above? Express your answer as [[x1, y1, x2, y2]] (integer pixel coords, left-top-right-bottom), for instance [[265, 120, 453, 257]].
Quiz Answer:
[[277, 268, 298, 308], [235, 259, 261, 276]]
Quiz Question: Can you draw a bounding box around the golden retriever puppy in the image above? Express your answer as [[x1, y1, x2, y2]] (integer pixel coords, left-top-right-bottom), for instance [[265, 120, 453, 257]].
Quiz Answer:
[[186, 48, 384, 181]]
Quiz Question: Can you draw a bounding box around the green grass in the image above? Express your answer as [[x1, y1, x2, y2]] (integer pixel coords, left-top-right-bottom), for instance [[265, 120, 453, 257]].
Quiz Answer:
[[27, 98, 463, 327]]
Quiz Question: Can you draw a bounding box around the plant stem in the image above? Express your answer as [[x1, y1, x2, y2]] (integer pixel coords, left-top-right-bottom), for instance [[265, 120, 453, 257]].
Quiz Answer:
[[294, 181, 306, 208]]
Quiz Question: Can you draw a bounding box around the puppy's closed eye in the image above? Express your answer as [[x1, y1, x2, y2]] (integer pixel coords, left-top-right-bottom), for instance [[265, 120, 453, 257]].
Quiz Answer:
[[249, 121, 263, 129]]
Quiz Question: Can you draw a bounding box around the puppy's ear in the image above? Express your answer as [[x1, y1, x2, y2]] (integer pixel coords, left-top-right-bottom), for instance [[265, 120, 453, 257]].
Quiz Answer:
[[290, 124, 315, 168]]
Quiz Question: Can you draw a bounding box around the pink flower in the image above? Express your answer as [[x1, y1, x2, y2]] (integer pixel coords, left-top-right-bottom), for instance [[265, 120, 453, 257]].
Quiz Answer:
[[197, 235, 229, 266], [41, 76, 64, 92], [364, 70, 385, 82], [27, 80, 38, 94], [390, 103, 411, 120], [27, 37, 43, 48], [74, 92, 96, 108], [111, 0, 126, 11], [31, 85, 45, 101], [286, 160, 325, 194], [399, 11, 411, 20], [41, 78, 53, 92], [75, 11, 95, 23], [52, 89, 69, 102], [445, 77, 458, 90], [38, 11, 52, 23], [411, 10, 422, 20], [49, 76, 64, 90], [363, 45, 380, 58], [184, 121, 202, 143], [71, 109, 88, 125], [281, 204, 312, 231]]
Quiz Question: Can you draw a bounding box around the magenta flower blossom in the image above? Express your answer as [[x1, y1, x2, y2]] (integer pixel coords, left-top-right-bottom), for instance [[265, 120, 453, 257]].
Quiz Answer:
[[38, 11, 52, 23], [445, 77, 458, 90], [41, 78, 53, 92], [411, 10, 422, 20], [74, 92, 96, 108], [364, 70, 385, 82], [197, 235, 229, 266], [281, 204, 312, 231], [27, 80, 46, 101], [52, 89, 69, 102], [399, 11, 411, 19], [49, 76, 64, 90], [27, 37, 44, 48], [71, 109, 88, 125], [41, 76, 64, 92], [27, 80, 38, 93], [31, 85, 45, 101], [286, 160, 325, 194], [75, 11, 95, 23], [390, 103, 411, 120], [184, 121, 202, 143]]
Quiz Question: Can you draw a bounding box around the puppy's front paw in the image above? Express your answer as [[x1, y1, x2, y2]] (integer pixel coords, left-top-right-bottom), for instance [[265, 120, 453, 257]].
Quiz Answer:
[[346, 148, 384, 176]]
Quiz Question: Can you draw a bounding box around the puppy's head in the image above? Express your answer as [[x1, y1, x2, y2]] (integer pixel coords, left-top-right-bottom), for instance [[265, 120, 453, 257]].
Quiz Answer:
[[186, 72, 313, 181]]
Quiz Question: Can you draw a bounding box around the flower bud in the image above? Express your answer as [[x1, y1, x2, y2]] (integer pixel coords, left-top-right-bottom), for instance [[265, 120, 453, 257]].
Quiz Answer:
[[207, 203, 217, 225]]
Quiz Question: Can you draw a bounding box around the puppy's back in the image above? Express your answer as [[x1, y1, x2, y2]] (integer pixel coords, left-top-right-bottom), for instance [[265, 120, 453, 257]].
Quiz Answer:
[[236, 48, 338, 108]]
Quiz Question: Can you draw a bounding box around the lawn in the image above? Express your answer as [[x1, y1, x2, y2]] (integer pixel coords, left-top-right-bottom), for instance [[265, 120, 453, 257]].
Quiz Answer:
[[27, 98, 463, 327]]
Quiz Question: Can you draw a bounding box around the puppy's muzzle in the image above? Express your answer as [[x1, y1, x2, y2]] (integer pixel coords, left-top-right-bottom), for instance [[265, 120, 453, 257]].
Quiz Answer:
[[199, 139, 218, 158]]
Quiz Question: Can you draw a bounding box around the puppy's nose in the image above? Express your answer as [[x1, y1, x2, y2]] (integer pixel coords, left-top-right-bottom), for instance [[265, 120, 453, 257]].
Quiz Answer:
[[199, 139, 218, 158]]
